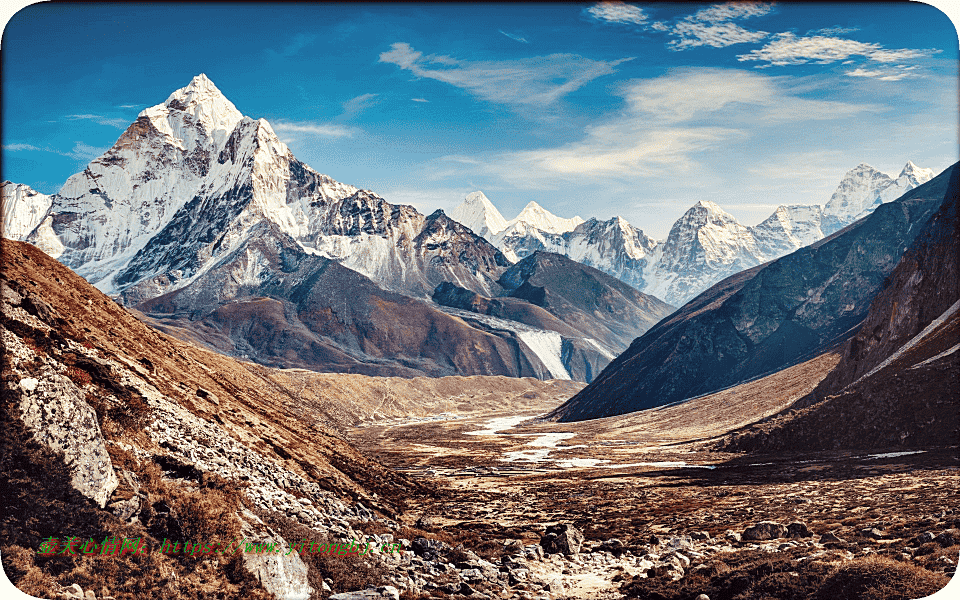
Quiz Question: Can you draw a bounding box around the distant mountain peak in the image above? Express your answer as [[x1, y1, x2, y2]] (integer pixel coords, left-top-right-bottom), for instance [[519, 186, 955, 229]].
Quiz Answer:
[[509, 200, 583, 235], [450, 190, 508, 237]]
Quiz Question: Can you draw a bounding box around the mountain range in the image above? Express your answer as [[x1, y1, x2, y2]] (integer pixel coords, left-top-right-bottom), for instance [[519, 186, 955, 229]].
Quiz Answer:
[[0, 74, 672, 382], [452, 161, 935, 307], [549, 163, 956, 421]]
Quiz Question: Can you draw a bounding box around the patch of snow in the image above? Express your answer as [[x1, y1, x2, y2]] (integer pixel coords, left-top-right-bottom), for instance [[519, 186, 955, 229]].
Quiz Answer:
[[464, 415, 532, 436], [865, 451, 926, 459], [517, 330, 570, 380]]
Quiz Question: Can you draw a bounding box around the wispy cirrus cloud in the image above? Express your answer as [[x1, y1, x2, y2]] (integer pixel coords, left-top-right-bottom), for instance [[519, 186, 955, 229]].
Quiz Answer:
[[737, 32, 940, 70], [340, 93, 377, 119], [668, 2, 773, 50], [271, 121, 357, 138], [65, 113, 129, 128], [4, 141, 107, 161], [411, 98, 429, 103], [807, 25, 860, 36], [464, 68, 876, 185], [66, 142, 108, 161], [378, 42, 632, 109], [499, 29, 529, 43], [845, 66, 919, 82], [586, 2, 649, 25], [4, 143, 44, 152]]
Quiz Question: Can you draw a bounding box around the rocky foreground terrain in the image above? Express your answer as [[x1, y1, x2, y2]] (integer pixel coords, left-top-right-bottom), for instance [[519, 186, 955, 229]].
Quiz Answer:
[[2, 233, 957, 600]]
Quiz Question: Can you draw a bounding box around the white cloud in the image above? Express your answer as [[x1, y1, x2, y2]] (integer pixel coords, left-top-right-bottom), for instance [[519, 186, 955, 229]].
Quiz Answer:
[[845, 67, 915, 81], [341, 93, 377, 119], [272, 121, 356, 138], [4, 141, 107, 161], [65, 114, 129, 128], [469, 69, 876, 185], [670, 21, 768, 50], [379, 42, 632, 108], [667, 2, 772, 50], [269, 33, 318, 58], [807, 26, 860, 36], [692, 2, 775, 22], [737, 32, 939, 68], [411, 98, 429, 103], [499, 30, 529, 43], [587, 2, 649, 25], [66, 142, 108, 161], [4, 143, 43, 152]]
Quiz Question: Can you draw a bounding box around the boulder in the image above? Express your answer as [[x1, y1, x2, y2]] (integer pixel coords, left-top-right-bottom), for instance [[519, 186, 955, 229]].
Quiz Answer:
[[742, 522, 787, 541], [539, 523, 584, 556], [16, 369, 118, 507], [240, 510, 313, 600], [787, 522, 813, 538]]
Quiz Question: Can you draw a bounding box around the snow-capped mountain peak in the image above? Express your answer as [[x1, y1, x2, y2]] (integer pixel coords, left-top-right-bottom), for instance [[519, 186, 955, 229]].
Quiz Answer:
[[508, 200, 584, 234], [449, 190, 508, 237], [1, 182, 52, 240], [140, 73, 243, 153], [897, 161, 935, 185]]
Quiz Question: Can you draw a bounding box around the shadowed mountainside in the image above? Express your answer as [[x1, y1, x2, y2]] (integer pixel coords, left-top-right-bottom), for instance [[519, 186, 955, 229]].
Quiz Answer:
[[549, 164, 956, 422], [724, 164, 959, 451]]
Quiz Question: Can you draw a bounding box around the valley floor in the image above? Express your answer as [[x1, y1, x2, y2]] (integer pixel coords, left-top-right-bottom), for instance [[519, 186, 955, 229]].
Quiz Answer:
[[346, 353, 959, 599]]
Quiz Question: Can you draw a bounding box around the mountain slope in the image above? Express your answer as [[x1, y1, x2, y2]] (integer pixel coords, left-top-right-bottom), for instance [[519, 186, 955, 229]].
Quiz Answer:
[[133, 221, 544, 378], [431, 252, 675, 381], [725, 167, 959, 451], [549, 164, 956, 422], [498, 251, 675, 350], [454, 163, 934, 307], [448, 190, 508, 239], [23, 74, 249, 285]]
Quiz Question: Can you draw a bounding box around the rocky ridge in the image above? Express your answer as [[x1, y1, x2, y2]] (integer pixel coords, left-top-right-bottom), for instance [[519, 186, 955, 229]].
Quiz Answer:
[[453, 161, 936, 306]]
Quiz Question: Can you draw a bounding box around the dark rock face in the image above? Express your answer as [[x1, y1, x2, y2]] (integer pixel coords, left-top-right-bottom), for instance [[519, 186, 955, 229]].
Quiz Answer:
[[550, 166, 955, 422], [539, 523, 584, 556], [724, 164, 959, 452], [813, 164, 960, 399]]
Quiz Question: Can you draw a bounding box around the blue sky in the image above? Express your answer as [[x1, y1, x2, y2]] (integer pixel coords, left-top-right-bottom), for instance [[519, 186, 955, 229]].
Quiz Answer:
[[2, 2, 957, 238]]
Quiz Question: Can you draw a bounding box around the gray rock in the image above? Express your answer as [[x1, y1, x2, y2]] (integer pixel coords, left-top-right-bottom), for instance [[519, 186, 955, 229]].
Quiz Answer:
[[597, 538, 626, 556], [240, 510, 313, 600], [16, 370, 118, 507], [539, 523, 584, 556], [912, 531, 936, 545], [743, 522, 787, 541], [860, 527, 884, 540], [108, 495, 141, 521]]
